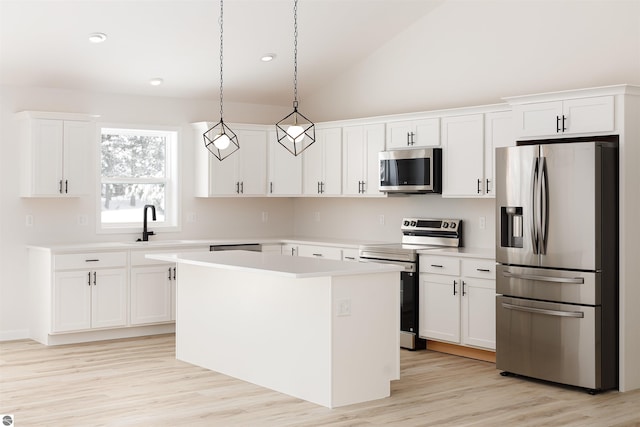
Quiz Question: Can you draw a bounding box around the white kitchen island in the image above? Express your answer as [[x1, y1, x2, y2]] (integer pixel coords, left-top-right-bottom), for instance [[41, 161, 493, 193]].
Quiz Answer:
[[146, 250, 402, 408]]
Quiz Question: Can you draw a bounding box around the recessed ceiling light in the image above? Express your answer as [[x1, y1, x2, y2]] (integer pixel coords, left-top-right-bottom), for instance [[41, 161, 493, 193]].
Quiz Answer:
[[88, 32, 107, 43], [261, 54, 276, 62], [149, 78, 164, 86]]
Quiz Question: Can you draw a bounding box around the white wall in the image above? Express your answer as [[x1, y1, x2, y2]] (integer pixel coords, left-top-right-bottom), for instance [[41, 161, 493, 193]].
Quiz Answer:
[[293, 197, 495, 249], [306, 0, 640, 121], [0, 85, 294, 339]]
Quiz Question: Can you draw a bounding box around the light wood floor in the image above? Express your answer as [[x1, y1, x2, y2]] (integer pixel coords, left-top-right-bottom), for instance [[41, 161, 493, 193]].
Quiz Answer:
[[2, 334, 640, 427]]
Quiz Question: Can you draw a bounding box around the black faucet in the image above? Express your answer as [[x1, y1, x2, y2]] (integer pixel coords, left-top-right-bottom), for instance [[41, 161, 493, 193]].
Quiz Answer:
[[139, 204, 156, 241]]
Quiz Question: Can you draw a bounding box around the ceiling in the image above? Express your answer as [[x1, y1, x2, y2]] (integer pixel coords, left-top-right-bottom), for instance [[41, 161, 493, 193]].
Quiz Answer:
[[0, 0, 442, 107]]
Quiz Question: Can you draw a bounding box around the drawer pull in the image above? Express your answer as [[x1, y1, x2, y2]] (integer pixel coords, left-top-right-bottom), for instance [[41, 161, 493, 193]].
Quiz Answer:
[[431, 264, 443, 268], [476, 268, 491, 272], [344, 256, 356, 260], [312, 253, 323, 257], [85, 259, 100, 262]]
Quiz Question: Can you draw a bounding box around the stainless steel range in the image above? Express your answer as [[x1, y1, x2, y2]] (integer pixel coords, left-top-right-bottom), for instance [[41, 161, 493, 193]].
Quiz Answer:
[[359, 218, 462, 350]]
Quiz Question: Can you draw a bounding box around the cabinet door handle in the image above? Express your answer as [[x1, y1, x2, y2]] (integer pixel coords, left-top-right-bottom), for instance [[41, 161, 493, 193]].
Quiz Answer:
[[270, 182, 273, 194], [317, 182, 320, 194], [236, 182, 239, 193], [88, 272, 91, 286], [406, 131, 410, 145], [59, 180, 63, 194], [477, 178, 481, 194], [321, 182, 325, 194], [562, 115, 567, 132], [453, 280, 457, 295], [65, 180, 68, 193], [168, 268, 172, 280], [361, 181, 365, 193], [486, 179, 491, 194], [240, 182, 244, 194], [462, 280, 466, 296], [431, 264, 443, 268], [93, 271, 97, 285], [173, 267, 176, 280], [556, 115, 561, 133], [476, 268, 491, 272]]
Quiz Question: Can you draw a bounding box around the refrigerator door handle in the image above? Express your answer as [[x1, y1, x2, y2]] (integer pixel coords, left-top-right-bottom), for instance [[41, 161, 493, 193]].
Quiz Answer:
[[502, 270, 585, 284], [501, 302, 584, 318], [540, 156, 549, 254], [531, 157, 540, 254]]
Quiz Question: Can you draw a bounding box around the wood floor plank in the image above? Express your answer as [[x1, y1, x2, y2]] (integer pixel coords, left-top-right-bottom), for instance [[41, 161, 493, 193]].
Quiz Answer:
[[2, 334, 640, 426]]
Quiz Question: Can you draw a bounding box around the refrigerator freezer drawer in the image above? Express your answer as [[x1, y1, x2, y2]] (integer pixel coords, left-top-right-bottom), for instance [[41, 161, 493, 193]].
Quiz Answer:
[[496, 296, 615, 391], [496, 264, 599, 305]]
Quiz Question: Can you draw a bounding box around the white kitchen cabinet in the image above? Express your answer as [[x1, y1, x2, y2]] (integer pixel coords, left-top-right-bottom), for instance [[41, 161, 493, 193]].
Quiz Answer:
[[441, 114, 485, 197], [386, 117, 440, 149], [342, 248, 360, 262], [18, 112, 93, 197], [130, 266, 173, 325], [297, 244, 343, 260], [268, 130, 302, 196], [302, 127, 342, 195], [52, 252, 128, 333], [511, 95, 614, 138], [193, 124, 268, 196], [342, 124, 386, 196], [419, 255, 495, 350], [281, 243, 298, 256], [483, 111, 515, 197]]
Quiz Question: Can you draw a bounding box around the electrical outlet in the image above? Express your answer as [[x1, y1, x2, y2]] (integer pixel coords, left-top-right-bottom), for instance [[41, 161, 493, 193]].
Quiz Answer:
[[261, 211, 269, 223], [479, 216, 486, 230], [25, 214, 34, 227], [77, 214, 88, 226], [379, 214, 385, 225], [337, 299, 351, 316], [314, 211, 321, 222], [186, 212, 197, 223]]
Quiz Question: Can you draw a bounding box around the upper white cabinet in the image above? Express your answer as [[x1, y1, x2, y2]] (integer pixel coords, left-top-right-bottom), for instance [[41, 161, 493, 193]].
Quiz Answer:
[[510, 95, 614, 139], [483, 111, 515, 196], [268, 130, 302, 196], [302, 127, 342, 196], [342, 124, 385, 196], [18, 112, 94, 197], [193, 124, 268, 197], [386, 118, 439, 149], [441, 114, 485, 197]]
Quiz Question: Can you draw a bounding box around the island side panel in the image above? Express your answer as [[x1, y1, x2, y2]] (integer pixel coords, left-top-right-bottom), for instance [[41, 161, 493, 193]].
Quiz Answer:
[[330, 271, 401, 408], [175, 263, 334, 407]]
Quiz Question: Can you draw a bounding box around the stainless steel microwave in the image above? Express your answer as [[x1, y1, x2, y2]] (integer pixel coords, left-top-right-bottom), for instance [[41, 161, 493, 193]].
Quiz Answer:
[[379, 148, 442, 194]]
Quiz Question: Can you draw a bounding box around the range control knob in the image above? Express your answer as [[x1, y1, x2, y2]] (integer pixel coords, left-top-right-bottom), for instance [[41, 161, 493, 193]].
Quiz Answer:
[[443, 222, 449, 228], [450, 222, 457, 229], [403, 220, 410, 227], [410, 221, 417, 227]]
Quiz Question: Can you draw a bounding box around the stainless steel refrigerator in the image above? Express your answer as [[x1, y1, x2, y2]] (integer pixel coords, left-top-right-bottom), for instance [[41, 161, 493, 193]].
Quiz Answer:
[[495, 139, 618, 392]]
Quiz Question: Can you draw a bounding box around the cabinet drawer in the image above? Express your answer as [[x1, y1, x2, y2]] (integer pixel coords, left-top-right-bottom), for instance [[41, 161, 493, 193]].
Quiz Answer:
[[54, 252, 127, 270], [297, 245, 343, 260], [130, 247, 206, 266], [462, 259, 496, 279], [420, 255, 460, 275]]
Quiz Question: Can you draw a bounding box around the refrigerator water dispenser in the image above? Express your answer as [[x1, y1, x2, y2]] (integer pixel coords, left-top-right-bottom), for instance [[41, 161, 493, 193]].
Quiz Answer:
[[501, 206, 523, 248]]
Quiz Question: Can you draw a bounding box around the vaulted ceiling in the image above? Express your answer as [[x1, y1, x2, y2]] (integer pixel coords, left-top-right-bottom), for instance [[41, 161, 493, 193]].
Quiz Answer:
[[0, 0, 442, 106]]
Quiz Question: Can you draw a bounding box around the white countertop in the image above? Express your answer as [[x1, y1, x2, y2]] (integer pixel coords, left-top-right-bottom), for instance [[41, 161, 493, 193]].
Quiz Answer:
[[147, 250, 402, 279]]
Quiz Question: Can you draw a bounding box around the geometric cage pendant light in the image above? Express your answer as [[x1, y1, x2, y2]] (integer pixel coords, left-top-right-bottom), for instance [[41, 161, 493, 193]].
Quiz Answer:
[[275, 0, 315, 156], [203, 0, 239, 161]]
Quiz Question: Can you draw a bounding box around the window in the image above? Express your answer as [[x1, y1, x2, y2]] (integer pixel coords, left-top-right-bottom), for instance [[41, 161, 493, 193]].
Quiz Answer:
[[99, 126, 179, 232]]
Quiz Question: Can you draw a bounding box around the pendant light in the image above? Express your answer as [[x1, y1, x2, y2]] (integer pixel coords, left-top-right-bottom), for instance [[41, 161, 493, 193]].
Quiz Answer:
[[203, 0, 239, 161], [275, 0, 315, 156]]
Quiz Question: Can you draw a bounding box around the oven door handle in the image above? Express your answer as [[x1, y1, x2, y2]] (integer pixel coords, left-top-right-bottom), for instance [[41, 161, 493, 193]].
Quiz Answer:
[[358, 257, 416, 272], [502, 271, 584, 284], [501, 302, 584, 318]]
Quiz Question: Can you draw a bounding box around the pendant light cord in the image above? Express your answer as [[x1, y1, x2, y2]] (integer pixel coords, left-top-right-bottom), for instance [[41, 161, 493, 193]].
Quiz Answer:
[[293, 0, 298, 109], [219, 0, 225, 120]]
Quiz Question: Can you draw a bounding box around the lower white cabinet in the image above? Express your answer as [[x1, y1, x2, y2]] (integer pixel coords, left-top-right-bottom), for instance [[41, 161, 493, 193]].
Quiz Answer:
[[52, 252, 128, 333], [296, 244, 343, 260], [130, 265, 173, 325], [419, 255, 496, 350]]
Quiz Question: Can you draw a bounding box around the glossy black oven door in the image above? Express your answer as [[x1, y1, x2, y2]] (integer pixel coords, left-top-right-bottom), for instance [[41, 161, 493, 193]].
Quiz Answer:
[[401, 271, 426, 350]]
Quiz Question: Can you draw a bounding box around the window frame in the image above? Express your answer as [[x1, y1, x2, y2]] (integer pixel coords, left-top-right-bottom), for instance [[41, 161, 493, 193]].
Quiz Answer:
[[96, 123, 181, 235]]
